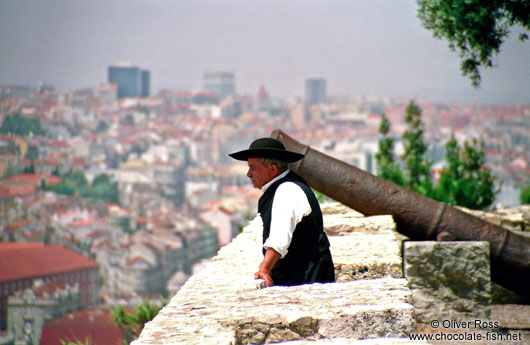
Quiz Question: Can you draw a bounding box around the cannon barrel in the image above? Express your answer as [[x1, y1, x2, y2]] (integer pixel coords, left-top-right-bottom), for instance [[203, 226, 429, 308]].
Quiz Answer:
[[272, 129, 530, 297]]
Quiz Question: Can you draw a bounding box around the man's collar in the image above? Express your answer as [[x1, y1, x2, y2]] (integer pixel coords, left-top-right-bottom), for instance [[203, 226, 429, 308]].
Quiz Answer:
[[262, 170, 290, 193]]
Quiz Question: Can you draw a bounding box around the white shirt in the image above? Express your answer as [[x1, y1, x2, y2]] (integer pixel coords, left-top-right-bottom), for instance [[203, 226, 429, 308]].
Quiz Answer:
[[261, 170, 312, 258]]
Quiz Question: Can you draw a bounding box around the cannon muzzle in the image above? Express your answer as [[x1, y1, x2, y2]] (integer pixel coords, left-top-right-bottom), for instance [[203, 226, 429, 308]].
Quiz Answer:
[[272, 129, 530, 297]]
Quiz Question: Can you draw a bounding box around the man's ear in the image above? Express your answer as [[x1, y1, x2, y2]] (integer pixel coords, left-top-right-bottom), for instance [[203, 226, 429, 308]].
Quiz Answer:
[[269, 163, 279, 175]]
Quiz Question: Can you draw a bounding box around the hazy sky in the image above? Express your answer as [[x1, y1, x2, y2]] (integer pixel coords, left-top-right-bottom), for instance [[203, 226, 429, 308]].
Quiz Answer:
[[1, 0, 529, 104]]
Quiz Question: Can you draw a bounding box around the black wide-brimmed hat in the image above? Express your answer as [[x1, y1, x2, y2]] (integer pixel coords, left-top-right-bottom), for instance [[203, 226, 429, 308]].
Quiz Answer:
[[229, 137, 304, 162]]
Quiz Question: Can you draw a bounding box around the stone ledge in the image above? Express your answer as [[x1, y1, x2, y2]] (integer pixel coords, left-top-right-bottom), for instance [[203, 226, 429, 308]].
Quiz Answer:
[[135, 279, 416, 345], [328, 215, 403, 282], [135, 203, 416, 345]]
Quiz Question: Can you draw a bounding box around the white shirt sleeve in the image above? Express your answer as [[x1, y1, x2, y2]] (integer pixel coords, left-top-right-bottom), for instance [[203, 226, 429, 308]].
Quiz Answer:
[[263, 182, 312, 258]]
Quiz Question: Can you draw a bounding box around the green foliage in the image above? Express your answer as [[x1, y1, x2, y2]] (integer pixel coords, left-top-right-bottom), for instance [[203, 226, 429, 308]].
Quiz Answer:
[[23, 161, 36, 174], [0, 113, 45, 135], [25, 145, 39, 160], [42, 180, 76, 196], [41, 170, 119, 204], [375, 113, 407, 186], [112, 299, 168, 344], [115, 217, 134, 234], [237, 210, 255, 234], [520, 185, 530, 205], [433, 136, 498, 209], [401, 101, 433, 195], [376, 101, 498, 210], [64, 170, 90, 191], [313, 189, 336, 203], [84, 174, 119, 204], [43, 169, 88, 196], [417, 0, 530, 87]]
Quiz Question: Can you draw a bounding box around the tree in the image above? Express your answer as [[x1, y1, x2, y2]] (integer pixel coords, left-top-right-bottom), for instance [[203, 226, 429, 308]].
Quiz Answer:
[[417, 0, 530, 87], [520, 185, 530, 205], [86, 173, 119, 204], [376, 101, 498, 210], [0, 113, 45, 135], [375, 113, 406, 186], [401, 101, 433, 195], [43, 180, 76, 196], [23, 161, 36, 174], [25, 145, 39, 160], [433, 135, 498, 209]]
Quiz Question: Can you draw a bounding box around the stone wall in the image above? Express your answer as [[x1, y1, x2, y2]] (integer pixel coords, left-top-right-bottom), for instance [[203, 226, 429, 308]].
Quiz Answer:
[[134, 202, 530, 344], [134, 203, 423, 344]]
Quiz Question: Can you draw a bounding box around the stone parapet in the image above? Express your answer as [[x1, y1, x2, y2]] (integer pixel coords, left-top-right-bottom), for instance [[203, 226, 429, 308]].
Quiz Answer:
[[136, 278, 416, 344], [135, 203, 418, 344]]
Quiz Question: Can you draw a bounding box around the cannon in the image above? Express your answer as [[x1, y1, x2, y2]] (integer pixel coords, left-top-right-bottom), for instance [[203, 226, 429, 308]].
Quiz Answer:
[[271, 129, 530, 297]]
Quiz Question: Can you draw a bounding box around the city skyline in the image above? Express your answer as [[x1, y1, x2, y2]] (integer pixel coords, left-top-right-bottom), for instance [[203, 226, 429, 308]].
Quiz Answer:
[[1, 0, 529, 104]]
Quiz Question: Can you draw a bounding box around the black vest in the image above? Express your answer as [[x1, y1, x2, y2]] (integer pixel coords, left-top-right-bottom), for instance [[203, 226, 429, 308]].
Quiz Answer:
[[258, 171, 334, 286]]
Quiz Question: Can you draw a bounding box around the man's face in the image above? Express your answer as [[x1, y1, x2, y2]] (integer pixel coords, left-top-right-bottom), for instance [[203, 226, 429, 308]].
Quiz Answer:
[[247, 158, 277, 189]]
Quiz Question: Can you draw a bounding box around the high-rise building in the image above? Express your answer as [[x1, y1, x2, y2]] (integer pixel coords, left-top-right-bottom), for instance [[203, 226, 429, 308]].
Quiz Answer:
[[203, 72, 235, 100], [305, 78, 327, 105], [141, 70, 150, 97], [108, 65, 150, 98]]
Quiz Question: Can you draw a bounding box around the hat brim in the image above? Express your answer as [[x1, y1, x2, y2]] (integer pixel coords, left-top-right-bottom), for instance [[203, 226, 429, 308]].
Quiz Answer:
[[229, 148, 304, 162]]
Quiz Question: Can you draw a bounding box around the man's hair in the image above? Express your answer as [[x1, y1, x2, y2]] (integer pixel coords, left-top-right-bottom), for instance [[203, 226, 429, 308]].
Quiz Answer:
[[259, 158, 289, 172]]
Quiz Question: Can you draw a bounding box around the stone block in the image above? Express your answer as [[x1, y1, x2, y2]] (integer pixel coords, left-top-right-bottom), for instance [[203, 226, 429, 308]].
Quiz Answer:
[[403, 241, 491, 323], [329, 216, 403, 282]]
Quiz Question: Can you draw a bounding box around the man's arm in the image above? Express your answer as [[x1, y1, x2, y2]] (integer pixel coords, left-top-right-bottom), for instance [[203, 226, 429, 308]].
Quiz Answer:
[[263, 182, 311, 257], [254, 248, 281, 287]]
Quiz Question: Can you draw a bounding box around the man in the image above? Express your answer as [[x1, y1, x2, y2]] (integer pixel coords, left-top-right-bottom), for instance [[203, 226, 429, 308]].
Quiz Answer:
[[229, 137, 335, 287]]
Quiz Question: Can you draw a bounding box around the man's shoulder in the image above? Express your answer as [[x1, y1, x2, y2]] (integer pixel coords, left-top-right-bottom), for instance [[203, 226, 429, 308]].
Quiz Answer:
[[276, 176, 311, 200], [276, 180, 305, 194]]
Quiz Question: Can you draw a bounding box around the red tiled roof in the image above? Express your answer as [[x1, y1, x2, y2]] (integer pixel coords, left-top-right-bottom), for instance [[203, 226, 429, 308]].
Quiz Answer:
[[0, 173, 61, 186], [1, 173, 44, 185], [0, 243, 98, 283], [46, 140, 70, 148], [0, 184, 35, 197], [40, 306, 124, 345], [45, 174, 62, 185]]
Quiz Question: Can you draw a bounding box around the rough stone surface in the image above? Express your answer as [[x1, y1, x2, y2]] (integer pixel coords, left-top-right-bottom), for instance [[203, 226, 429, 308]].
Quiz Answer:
[[404, 241, 491, 323], [491, 304, 530, 330], [457, 205, 530, 233], [134, 205, 417, 344], [328, 216, 403, 281]]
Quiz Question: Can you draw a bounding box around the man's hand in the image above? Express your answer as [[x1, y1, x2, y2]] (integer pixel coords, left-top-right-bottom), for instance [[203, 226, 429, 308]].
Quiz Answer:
[[255, 248, 281, 287], [254, 268, 274, 287]]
